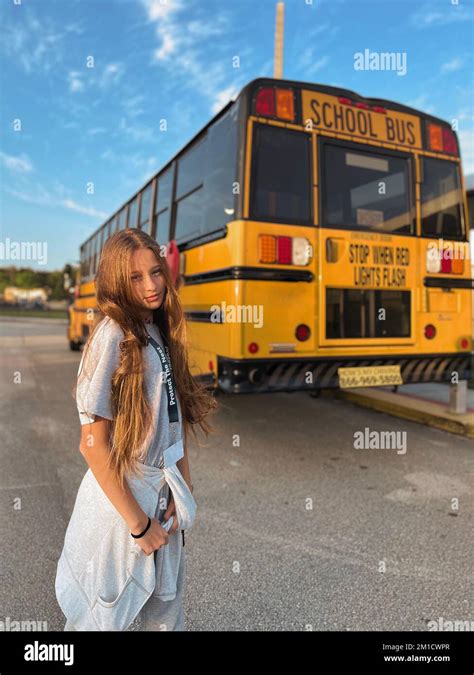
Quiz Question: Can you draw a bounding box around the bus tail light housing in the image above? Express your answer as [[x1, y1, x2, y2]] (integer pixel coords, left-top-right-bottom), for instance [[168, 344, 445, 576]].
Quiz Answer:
[[424, 324, 436, 339], [255, 87, 295, 122], [426, 122, 458, 155], [426, 246, 465, 274], [258, 235, 311, 266]]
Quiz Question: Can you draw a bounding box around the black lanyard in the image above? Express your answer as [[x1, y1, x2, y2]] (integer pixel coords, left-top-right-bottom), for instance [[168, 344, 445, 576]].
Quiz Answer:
[[146, 332, 179, 423]]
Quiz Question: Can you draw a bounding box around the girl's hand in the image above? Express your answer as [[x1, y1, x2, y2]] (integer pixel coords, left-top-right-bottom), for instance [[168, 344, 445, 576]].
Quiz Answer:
[[133, 517, 169, 555], [163, 493, 180, 534]]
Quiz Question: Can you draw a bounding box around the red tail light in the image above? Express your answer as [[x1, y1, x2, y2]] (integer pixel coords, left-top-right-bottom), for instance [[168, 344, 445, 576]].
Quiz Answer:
[[442, 127, 458, 155], [338, 97, 386, 114], [440, 251, 452, 273], [424, 324, 436, 339], [248, 342, 259, 354], [295, 324, 311, 341], [277, 236, 292, 264], [255, 88, 275, 116]]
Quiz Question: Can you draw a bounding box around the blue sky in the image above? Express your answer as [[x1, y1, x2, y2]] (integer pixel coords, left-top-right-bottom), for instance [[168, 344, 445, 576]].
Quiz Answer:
[[1, 0, 473, 270]]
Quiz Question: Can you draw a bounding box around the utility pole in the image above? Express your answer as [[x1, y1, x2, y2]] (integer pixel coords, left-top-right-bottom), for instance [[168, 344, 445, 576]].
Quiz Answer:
[[273, 2, 284, 79]]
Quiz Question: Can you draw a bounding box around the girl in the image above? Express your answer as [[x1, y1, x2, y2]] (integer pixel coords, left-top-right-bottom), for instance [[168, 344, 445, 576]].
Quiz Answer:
[[55, 228, 217, 631]]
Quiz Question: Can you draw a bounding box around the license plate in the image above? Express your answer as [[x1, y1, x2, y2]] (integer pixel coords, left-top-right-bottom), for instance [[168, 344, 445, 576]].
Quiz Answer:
[[338, 365, 403, 389]]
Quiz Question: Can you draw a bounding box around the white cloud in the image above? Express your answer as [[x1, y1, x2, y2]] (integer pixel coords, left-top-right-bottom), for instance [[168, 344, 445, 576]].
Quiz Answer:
[[1, 10, 80, 73], [458, 129, 474, 176], [186, 17, 229, 38], [99, 62, 125, 88], [441, 57, 464, 73], [101, 148, 158, 172], [211, 85, 241, 115], [118, 117, 155, 142], [307, 21, 340, 40], [154, 33, 177, 61], [0, 151, 33, 173], [308, 55, 329, 74], [143, 0, 180, 22], [141, 0, 183, 60], [67, 62, 125, 94], [61, 199, 108, 218], [121, 94, 146, 119], [410, 3, 472, 28], [405, 94, 435, 115], [68, 71, 85, 93], [6, 183, 108, 219], [297, 48, 329, 76], [139, 0, 240, 114]]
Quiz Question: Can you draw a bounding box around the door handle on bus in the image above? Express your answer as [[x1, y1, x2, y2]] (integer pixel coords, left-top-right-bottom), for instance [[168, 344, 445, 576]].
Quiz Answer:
[[325, 237, 346, 263]]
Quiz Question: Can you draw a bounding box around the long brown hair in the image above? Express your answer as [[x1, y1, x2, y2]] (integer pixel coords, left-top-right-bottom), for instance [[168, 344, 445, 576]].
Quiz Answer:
[[78, 228, 217, 488]]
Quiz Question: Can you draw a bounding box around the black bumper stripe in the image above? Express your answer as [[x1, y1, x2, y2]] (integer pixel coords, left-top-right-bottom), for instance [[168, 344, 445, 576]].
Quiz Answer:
[[424, 277, 474, 289], [217, 353, 472, 393], [183, 266, 314, 286]]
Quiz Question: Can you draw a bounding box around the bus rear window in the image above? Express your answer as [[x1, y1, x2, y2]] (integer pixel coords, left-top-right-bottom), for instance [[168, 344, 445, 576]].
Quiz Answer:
[[326, 288, 411, 339], [421, 158, 464, 239], [321, 142, 414, 235], [250, 124, 312, 224]]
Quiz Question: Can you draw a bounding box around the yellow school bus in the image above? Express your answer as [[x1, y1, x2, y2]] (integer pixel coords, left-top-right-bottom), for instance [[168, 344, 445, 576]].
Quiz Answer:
[[68, 77, 473, 393]]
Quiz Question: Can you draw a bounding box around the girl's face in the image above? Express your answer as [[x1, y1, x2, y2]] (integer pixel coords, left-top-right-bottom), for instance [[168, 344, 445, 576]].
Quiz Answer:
[[129, 247, 166, 314]]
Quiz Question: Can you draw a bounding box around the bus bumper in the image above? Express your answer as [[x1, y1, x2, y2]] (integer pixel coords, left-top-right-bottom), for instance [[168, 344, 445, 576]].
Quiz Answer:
[[216, 353, 472, 394]]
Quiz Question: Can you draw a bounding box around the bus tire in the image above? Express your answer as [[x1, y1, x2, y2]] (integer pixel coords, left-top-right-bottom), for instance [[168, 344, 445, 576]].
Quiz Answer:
[[69, 340, 81, 351]]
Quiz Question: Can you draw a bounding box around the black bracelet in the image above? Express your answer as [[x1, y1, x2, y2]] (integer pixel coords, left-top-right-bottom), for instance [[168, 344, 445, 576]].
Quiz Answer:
[[131, 516, 151, 539]]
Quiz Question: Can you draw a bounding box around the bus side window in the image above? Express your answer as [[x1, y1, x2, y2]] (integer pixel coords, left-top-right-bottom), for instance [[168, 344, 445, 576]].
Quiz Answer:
[[154, 165, 174, 245]]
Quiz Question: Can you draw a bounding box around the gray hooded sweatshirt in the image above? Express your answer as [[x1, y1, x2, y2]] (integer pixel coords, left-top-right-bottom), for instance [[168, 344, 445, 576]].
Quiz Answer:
[[55, 317, 196, 631]]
